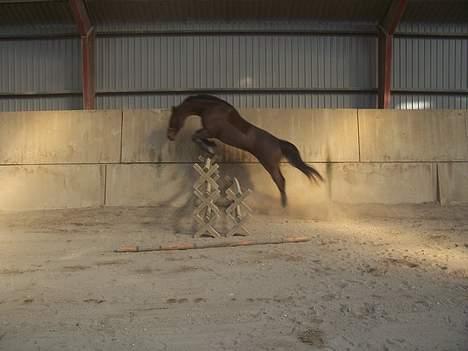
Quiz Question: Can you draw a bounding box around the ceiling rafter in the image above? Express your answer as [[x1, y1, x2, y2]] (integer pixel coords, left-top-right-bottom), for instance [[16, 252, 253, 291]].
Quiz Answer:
[[68, 0, 92, 36]]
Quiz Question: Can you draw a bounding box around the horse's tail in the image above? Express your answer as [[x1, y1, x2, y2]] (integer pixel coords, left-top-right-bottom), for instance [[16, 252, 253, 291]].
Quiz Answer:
[[279, 140, 324, 183]]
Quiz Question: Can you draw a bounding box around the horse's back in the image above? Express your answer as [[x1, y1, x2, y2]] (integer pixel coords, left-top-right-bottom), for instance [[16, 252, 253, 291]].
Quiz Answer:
[[186, 94, 280, 157]]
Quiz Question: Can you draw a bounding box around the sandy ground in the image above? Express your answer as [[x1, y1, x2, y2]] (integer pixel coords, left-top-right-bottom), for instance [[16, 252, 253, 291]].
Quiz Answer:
[[0, 204, 467, 351]]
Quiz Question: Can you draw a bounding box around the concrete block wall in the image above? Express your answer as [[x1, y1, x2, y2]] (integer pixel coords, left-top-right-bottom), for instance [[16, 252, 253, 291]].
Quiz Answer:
[[0, 108, 466, 212], [0, 110, 121, 164]]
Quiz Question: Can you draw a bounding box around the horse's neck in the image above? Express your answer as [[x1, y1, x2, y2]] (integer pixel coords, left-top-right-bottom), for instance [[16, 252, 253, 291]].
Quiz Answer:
[[175, 102, 203, 124]]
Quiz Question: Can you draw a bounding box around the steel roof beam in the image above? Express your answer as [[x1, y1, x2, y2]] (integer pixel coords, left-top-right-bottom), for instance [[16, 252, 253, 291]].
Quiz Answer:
[[0, 0, 61, 3], [69, 0, 95, 109], [377, 0, 408, 109]]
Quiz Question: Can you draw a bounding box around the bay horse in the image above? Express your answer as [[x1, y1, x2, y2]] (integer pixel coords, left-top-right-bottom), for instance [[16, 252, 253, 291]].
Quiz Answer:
[[167, 94, 323, 207]]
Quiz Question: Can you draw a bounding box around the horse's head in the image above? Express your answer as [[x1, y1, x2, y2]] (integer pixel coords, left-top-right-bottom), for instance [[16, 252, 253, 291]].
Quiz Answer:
[[167, 106, 179, 141]]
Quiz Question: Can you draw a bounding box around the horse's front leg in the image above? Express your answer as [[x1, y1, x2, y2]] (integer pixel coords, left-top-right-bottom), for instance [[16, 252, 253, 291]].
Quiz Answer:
[[192, 128, 217, 155]]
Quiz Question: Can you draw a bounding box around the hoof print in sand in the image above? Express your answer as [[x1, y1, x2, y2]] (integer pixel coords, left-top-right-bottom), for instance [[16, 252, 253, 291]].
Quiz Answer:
[[298, 328, 325, 347]]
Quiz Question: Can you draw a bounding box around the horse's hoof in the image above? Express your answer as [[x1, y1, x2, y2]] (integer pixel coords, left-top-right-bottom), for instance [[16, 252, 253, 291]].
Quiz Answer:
[[194, 139, 216, 156], [206, 146, 216, 155], [281, 195, 288, 208], [204, 140, 217, 148]]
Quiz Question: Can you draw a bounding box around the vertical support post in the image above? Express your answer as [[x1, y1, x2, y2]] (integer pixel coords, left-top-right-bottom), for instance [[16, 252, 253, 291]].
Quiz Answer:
[[69, 0, 95, 109], [81, 32, 95, 109], [377, 0, 408, 109], [378, 32, 393, 109]]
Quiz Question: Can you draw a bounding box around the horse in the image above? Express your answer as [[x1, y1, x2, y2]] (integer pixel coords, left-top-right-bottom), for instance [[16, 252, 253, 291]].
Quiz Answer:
[[167, 94, 323, 207]]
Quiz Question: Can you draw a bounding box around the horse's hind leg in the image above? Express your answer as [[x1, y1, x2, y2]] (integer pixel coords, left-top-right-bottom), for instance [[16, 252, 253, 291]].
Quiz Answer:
[[192, 128, 216, 155], [267, 165, 287, 207]]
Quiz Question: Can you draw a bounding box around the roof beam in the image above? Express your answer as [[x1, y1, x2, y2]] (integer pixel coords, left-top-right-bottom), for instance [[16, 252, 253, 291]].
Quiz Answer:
[[377, 0, 408, 109], [0, 0, 61, 3], [69, 0, 92, 36], [69, 0, 95, 109], [380, 0, 408, 35]]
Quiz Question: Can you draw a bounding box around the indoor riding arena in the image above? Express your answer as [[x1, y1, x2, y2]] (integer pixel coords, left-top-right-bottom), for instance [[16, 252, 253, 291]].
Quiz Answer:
[[1, 1, 467, 350]]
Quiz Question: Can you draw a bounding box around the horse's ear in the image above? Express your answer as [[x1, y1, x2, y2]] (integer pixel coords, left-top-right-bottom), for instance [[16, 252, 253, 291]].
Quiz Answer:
[[171, 106, 175, 113]]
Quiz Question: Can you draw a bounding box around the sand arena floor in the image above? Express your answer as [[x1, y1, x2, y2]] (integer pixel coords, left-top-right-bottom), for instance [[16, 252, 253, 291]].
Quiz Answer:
[[0, 204, 467, 350]]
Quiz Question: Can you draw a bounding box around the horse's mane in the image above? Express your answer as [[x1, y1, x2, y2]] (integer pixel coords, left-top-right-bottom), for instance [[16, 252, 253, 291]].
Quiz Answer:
[[181, 94, 235, 110]]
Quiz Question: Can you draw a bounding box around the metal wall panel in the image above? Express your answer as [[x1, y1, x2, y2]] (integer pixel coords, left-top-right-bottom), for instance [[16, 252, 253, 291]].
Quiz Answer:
[[0, 38, 81, 93], [0, 0, 76, 37], [398, 22, 468, 34], [392, 94, 468, 110], [0, 96, 82, 112], [1, 21, 467, 111], [88, 0, 388, 31], [393, 37, 468, 90], [94, 19, 376, 34], [97, 93, 376, 109], [96, 35, 377, 91]]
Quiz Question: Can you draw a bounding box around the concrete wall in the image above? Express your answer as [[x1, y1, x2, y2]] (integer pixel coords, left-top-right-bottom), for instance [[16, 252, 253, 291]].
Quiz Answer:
[[438, 163, 468, 205], [0, 165, 105, 211], [359, 110, 468, 161], [0, 110, 121, 164], [121, 108, 358, 163], [0, 108, 466, 212]]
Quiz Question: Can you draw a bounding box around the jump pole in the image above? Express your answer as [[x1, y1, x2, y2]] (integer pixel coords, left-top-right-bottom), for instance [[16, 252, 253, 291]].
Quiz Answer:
[[114, 236, 310, 253]]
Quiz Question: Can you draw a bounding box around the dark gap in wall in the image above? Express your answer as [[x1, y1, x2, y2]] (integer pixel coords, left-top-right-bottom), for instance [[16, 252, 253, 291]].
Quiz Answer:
[[357, 109, 361, 162], [119, 110, 124, 163], [435, 163, 441, 205], [103, 164, 108, 206]]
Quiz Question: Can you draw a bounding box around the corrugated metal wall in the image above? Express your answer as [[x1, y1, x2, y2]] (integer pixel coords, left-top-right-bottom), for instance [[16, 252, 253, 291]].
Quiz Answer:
[[97, 35, 376, 91], [392, 94, 467, 110], [0, 39, 81, 92], [96, 34, 377, 109], [97, 92, 376, 109], [397, 22, 468, 34], [0, 96, 82, 111], [95, 19, 375, 35], [393, 22, 468, 109], [394, 38, 467, 90], [392, 35, 468, 109], [0, 21, 467, 111], [0, 38, 81, 111]]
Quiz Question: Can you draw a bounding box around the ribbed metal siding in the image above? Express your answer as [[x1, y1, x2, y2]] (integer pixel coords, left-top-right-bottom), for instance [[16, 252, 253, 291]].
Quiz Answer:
[[393, 35, 468, 110], [97, 93, 376, 109], [398, 22, 468, 34], [0, 38, 81, 93], [0, 0, 76, 37], [392, 95, 468, 110], [88, 0, 388, 31], [393, 37, 468, 91], [96, 35, 376, 108], [0, 96, 82, 111], [97, 35, 376, 90], [94, 19, 376, 34]]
